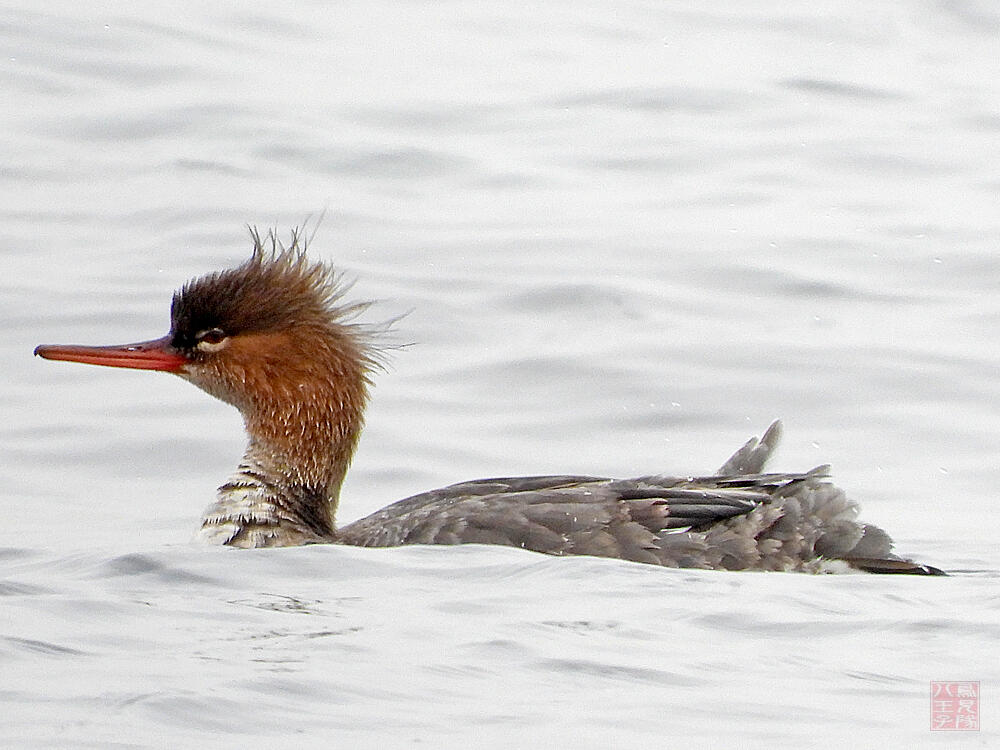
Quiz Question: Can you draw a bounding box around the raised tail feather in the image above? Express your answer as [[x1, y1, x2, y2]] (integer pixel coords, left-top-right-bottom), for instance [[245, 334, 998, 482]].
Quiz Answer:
[[714, 421, 945, 575], [716, 419, 783, 475]]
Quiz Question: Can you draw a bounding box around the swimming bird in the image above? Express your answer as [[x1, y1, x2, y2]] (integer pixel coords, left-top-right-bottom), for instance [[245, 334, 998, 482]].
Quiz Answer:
[[35, 229, 944, 574]]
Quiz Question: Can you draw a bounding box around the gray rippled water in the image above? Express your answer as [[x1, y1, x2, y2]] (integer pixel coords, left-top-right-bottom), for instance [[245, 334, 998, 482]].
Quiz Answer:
[[2, 2, 997, 747]]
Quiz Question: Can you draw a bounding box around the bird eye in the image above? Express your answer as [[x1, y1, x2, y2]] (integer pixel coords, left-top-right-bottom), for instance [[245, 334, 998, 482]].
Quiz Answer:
[[195, 328, 228, 352]]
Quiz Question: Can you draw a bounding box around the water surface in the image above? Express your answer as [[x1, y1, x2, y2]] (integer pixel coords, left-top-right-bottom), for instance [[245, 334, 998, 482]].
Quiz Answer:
[[3, 2, 997, 747]]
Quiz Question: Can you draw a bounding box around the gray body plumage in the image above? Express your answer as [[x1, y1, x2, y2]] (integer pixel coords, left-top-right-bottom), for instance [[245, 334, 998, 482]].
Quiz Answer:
[[204, 420, 942, 574]]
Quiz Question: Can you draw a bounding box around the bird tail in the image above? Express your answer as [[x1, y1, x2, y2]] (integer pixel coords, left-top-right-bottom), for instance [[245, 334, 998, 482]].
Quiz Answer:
[[716, 420, 783, 476]]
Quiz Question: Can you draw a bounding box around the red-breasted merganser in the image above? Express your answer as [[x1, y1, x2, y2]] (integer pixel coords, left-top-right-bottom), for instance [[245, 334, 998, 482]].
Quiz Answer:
[[35, 229, 944, 574]]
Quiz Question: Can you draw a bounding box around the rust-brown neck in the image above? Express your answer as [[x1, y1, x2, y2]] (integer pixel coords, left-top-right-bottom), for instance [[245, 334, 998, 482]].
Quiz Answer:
[[185, 326, 372, 537], [242, 371, 368, 506], [242, 329, 369, 515]]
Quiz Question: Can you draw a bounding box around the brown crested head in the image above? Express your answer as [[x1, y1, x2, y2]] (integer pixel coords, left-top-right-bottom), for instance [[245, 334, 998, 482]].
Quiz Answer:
[[168, 228, 380, 418], [35, 226, 384, 503], [171, 228, 366, 350]]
